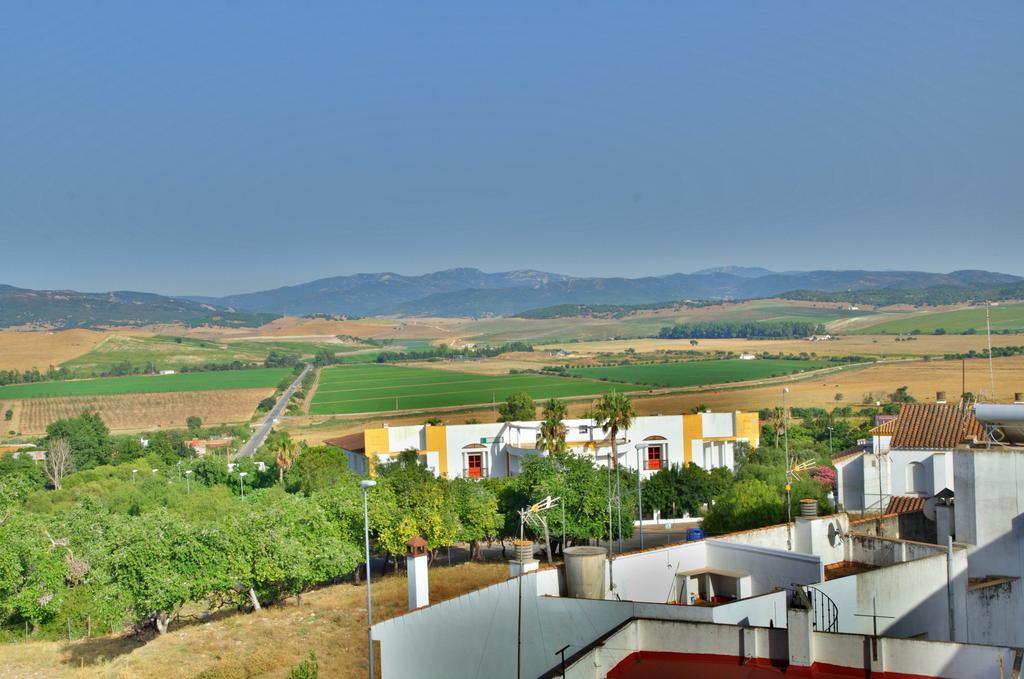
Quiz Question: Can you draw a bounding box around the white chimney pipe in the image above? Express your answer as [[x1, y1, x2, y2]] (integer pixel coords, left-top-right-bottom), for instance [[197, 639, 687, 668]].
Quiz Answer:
[[406, 536, 429, 610]]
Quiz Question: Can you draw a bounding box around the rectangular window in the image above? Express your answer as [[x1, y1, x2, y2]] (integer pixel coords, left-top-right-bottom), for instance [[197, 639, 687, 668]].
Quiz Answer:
[[646, 445, 663, 470], [578, 425, 589, 434], [467, 453, 483, 478]]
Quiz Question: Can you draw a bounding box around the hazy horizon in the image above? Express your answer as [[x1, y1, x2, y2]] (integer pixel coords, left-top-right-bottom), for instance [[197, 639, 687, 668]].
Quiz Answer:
[[3, 2, 1023, 296]]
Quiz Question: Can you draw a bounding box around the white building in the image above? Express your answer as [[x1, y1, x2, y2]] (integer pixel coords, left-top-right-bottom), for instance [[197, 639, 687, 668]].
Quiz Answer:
[[327, 411, 760, 480], [947, 400, 1024, 647], [372, 506, 1018, 678], [833, 400, 982, 513]]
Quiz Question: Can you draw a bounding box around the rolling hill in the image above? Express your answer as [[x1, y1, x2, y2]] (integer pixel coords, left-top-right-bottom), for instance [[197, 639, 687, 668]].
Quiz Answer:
[[194, 268, 1022, 317], [0, 285, 278, 329]]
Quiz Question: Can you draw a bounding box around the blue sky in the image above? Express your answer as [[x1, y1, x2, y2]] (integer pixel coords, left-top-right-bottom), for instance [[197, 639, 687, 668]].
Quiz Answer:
[[2, 2, 1022, 295]]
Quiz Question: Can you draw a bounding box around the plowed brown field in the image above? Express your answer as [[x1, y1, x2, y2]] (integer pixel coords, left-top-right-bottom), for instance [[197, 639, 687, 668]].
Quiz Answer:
[[2, 387, 272, 435]]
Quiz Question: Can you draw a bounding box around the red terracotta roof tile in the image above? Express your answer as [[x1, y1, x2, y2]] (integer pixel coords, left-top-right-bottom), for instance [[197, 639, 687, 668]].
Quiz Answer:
[[885, 495, 926, 515], [889, 403, 983, 449], [870, 418, 898, 435], [832, 444, 867, 464]]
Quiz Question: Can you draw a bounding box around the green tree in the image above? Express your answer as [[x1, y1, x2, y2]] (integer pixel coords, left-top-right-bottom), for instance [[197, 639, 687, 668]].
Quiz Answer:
[[286, 445, 350, 495], [313, 349, 336, 367], [227, 489, 359, 608], [0, 511, 67, 631], [451, 479, 501, 560], [271, 432, 299, 483], [498, 392, 535, 422], [592, 391, 635, 544], [537, 399, 568, 456], [46, 411, 111, 471], [702, 479, 784, 534], [186, 416, 202, 434], [106, 509, 233, 634]]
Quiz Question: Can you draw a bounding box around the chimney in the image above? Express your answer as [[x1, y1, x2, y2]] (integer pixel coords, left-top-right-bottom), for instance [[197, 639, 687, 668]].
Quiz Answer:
[[406, 536, 429, 610], [936, 391, 947, 404]]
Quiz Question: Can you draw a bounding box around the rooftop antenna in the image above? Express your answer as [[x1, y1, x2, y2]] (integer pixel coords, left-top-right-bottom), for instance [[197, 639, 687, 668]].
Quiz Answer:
[[518, 496, 560, 566], [986, 302, 996, 402]]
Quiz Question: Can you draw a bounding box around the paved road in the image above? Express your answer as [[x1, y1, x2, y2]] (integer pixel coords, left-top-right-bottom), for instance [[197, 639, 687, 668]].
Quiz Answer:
[[233, 364, 311, 459]]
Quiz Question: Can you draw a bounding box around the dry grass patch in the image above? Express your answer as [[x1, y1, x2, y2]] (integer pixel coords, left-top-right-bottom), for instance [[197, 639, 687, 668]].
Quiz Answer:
[[0, 329, 145, 371], [550, 334, 1024, 359], [8, 388, 272, 435], [0, 562, 508, 679]]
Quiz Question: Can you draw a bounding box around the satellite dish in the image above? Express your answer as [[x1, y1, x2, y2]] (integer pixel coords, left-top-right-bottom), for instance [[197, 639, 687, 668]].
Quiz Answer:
[[827, 522, 839, 547], [922, 496, 938, 522]]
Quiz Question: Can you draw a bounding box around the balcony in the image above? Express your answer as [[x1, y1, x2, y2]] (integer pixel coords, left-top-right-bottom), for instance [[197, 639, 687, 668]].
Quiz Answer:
[[463, 467, 489, 479]]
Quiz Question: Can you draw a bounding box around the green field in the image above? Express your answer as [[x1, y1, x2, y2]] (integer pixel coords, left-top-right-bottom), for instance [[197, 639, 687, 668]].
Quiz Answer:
[[60, 335, 374, 375], [309, 364, 642, 415], [568, 359, 833, 387], [852, 303, 1024, 335], [461, 301, 875, 343], [0, 368, 292, 400]]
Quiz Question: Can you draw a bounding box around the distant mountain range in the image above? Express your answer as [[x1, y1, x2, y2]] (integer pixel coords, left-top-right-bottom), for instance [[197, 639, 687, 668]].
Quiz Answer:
[[187, 268, 1022, 317], [0, 285, 276, 329], [3, 268, 1022, 328]]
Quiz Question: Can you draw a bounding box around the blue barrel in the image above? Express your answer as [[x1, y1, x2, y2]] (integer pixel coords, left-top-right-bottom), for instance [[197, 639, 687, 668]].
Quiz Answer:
[[686, 527, 705, 541]]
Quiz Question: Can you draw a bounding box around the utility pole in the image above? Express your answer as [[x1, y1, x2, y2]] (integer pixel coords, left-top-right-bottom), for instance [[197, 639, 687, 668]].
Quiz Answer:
[[635, 444, 645, 550], [361, 480, 377, 678], [783, 388, 791, 551]]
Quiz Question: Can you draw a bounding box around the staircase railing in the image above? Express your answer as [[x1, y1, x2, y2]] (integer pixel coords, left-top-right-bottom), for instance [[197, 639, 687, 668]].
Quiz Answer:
[[806, 586, 839, 633]]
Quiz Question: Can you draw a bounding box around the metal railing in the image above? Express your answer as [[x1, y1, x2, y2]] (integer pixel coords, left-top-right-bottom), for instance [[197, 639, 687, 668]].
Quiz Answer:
[[463, 467, 489, 479], [807, 585, 839, 633]]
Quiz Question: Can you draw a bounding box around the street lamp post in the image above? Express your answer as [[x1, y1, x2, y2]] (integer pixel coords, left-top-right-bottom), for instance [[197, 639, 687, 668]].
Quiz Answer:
[[184, 470, 192, 495], [827, 426, 834, 457], [635, 444, 645, 550], [239, 471, 248, 498], [361, 479, 377, 678]]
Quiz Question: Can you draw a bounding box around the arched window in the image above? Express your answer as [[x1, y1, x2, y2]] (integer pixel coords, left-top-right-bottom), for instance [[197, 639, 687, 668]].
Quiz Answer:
[[906, 462, 926, 494]]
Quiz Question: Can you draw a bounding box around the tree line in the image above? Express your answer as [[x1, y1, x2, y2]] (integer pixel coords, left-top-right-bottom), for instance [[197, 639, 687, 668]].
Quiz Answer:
[[657, 321, 825, 339], [373, 341, 533, 363]]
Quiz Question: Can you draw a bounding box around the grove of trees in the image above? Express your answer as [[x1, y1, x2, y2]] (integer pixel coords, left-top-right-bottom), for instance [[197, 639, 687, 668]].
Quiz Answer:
[[0, 395, 850, 643]]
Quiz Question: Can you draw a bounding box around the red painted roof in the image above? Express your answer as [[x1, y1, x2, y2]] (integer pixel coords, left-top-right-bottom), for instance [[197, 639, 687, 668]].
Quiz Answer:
[[324, 432, 365, 453], [886, 495, 926, 515], [608, 651, 943, 678]]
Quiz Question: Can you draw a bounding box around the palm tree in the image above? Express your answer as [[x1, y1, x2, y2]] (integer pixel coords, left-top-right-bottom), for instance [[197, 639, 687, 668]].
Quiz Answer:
[[272, 432, 299, 483], [537, 399, 568, 457], [592, 391, 635, 556]]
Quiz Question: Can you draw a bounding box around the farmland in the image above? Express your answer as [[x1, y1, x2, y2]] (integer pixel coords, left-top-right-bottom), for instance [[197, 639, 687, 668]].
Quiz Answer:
[[59, 334, 371, 375], [567, 358, 834, 388], [0, 329, 134, 371], [1, 388, 273, 435], [0, 368, 291, 400], [309, 364, 642, 415], [849, 303, 1024, 335]]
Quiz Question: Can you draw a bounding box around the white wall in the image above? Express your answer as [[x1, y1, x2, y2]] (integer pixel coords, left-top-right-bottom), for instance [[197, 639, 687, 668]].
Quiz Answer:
[[954, 448, 1024, 646], [605, 541, 706, 602], [816, 550, 967, 641], [373, 570, 634, 679], [889, 448, 953, 497], [702, 412, 735, 438], [836, 455, 865, 511], [706, 539, 823, 593]]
